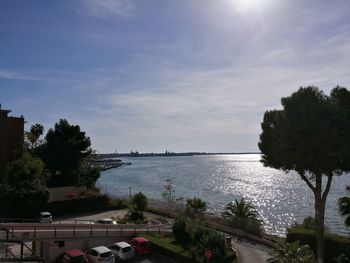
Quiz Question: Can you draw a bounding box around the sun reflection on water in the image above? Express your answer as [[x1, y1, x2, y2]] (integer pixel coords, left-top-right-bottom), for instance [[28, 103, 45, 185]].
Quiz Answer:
[[98, 154, 349, 236]]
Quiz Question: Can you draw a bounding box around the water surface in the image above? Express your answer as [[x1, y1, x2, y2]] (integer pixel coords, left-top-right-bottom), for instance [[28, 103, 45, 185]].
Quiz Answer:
[[97, 154, 349, 236]]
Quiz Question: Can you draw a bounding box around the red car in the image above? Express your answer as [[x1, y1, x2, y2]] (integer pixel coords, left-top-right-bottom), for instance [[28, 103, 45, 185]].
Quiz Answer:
[[56, 249, 88, 263], [129, 237, 151, 255]]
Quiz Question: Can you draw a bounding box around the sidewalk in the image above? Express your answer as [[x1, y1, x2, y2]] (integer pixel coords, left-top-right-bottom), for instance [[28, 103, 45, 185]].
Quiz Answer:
[[232, 239, 271, 263]]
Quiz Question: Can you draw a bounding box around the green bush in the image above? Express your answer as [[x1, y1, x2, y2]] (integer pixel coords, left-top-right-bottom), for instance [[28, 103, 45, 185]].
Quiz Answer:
[[47, 194, 125, 215], [287, 228, 350, 262], [128, 209, 144, 221], [146, 234, 235, 263], [196, 227, 228, 262], [172, 215, 193, 247], [132, 192, 148, 211], [227, 216, 263, 235]]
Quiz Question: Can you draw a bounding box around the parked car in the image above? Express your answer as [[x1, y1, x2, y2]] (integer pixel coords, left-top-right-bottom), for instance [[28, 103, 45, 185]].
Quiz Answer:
[[39, 211, 52, 223], [129, 237, 151, 255], [107, 242, 135, 262], [56, 249, 88, 263], [95, 218, 117, 225], [85, 246, 114, 263]]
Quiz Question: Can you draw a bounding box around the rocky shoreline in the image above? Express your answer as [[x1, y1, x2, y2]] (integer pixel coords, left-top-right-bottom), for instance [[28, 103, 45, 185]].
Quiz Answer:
[[89, 158, 131, 171]]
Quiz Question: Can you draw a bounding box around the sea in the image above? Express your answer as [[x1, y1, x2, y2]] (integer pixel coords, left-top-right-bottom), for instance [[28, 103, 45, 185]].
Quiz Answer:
[[97, 154, 350, 236]]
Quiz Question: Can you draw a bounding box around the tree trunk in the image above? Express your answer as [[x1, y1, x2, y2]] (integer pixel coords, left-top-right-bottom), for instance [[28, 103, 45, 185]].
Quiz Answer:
[[314, 175, 325, 263], [315, 196, 326, 263]]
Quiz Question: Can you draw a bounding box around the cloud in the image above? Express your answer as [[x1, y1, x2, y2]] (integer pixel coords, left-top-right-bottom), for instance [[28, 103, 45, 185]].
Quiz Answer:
[[78, 0, 135, 19], [0, 69, 38, 81]]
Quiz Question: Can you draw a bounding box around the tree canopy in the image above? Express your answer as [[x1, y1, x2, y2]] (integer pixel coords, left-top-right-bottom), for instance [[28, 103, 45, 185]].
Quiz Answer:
[[259, 86, 350, 262], [26, 123, 44, 149], [186, 197, 207, 218], [1, 152, 48, 217], [37, 119, 98, 187], [132, 192, 148, 211]]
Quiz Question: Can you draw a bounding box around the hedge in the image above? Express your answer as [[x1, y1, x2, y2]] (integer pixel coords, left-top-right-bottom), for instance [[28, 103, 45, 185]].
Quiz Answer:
[[146, 234, 236, 263], [46, 194, 126, 216], [287, 228, 350, 262]]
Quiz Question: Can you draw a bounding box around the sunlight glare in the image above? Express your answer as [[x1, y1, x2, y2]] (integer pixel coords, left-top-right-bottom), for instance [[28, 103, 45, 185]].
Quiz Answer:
[[228, 0, 275, 14]]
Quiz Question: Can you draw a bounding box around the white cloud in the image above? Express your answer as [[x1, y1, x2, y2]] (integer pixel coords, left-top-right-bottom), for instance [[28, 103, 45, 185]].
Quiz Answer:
[[78, 0, 135, 19], [0, 69, 38, 81]]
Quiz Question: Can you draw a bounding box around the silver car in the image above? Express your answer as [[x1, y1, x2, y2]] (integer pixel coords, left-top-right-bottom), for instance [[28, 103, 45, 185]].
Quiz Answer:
[[108, 242, 135, 262], [85, 246, 114, 263]]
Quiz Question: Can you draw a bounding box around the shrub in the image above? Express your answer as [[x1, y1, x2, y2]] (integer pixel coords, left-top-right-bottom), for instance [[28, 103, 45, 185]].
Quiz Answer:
[[291, 216, 330, 233], [47, 194, 125, 215], [172, 215, 193, 247], [196, 227, 228, 262], [287, 228, 350, 262], [128, 209, 144, 221], [132, 192, 148, 211]]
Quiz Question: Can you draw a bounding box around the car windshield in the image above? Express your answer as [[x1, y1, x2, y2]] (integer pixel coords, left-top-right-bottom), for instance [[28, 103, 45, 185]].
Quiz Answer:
[[100, 252, 112, 258], [121, 247, 132, 253], [97, 220, 112, 224], [71, 255, 86, 263], [41, 215, 51, 218]]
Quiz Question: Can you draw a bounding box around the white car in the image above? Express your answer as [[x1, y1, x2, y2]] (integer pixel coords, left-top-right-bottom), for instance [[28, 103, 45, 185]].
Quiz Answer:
[[96, 218, 117, 225], [39, 212, 52, 223], [85, 246, 114, 263], [107, 242, 135, 262]]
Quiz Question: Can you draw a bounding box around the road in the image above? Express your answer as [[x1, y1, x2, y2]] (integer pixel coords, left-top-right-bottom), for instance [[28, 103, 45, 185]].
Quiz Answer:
[[1, 210, 273, 263], [232, 238, 271, 263]]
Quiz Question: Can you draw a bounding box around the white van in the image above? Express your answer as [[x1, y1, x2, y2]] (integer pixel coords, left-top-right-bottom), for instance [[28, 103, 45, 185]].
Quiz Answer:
[[40, 211, 52, 223]]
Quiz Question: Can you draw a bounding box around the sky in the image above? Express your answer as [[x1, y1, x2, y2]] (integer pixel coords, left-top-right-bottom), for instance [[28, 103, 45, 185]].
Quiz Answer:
[[1, 0, 350, 153]]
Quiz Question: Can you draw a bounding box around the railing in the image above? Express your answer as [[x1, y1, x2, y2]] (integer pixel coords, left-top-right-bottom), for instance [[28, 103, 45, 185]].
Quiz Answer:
[[0, 240, 35, 258], [0, 257, 45, 263], [0, 224, 171, 241]]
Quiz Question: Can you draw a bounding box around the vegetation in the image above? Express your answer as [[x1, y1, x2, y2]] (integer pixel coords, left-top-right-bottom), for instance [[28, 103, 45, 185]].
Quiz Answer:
[[259, 86, 350, 262], [25, 123, 44, 150], [222, 198, 263, 235], [35, 119, 99, 187], [172, 215, 193, 246], [132, 192, 148, 211], [291, 216, 330, 234], [339, 186, 350, 229], [0, 153, 49, 217], [268, 241, 316, 263], [185, 197, 206, 218], [172, 215, 230, 262], [287, 228, 350, 262], [47, 194, 126, 216]]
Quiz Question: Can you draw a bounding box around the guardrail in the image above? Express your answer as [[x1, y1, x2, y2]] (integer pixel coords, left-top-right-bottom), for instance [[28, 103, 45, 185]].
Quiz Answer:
[[0, 223, 171, 241]]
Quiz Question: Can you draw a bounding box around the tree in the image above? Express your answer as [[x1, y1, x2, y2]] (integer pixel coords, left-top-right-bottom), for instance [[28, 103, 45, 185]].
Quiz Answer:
[[132, 192, 148, 211], [186, 197, 207, 218], [259, 86, 350, 263], [222, 198, 262, 234], [222, 198, 259, 219], [339, 186, 350, 229], [2, 152, 48, 217], [37, 119, 98, 187], [26, 123, 44, 149], [267, 241, 316, 263]]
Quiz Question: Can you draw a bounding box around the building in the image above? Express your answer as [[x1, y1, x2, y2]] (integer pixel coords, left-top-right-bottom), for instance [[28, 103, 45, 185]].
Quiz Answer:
[[0, 106, 24, 179]]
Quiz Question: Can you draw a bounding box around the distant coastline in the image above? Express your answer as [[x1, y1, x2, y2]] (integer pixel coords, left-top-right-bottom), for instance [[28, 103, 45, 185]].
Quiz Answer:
[[93, 151, 261, 158]]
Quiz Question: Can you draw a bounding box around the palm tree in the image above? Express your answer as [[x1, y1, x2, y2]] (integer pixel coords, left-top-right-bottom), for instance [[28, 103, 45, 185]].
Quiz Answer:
[[186, 197, 206, 218], [222, 198, 258, 220], [267, 241, 316, 263], [339, 186, 350, 228], [222, 198, 261, 234]]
